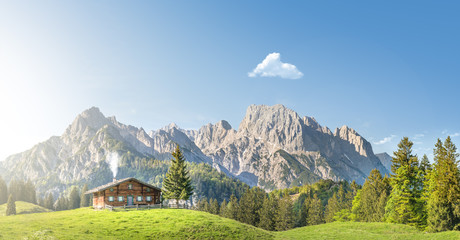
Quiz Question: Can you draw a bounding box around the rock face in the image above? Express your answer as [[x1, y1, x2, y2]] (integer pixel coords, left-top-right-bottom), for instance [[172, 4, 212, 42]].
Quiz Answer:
[[0, 104, 389, 194], [376, 152, 393, 174]]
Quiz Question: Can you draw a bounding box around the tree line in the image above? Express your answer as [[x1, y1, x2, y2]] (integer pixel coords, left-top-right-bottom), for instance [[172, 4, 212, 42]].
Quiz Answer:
[[0, 176, 92, 215], [195, 179, 359, 231], [37, 184, 91, 211], [196, 136, 460, 233], [341, 136, 460, 232]]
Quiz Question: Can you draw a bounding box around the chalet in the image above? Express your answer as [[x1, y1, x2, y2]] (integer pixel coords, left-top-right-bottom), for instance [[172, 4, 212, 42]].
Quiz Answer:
[[85, 177, 162, 209]]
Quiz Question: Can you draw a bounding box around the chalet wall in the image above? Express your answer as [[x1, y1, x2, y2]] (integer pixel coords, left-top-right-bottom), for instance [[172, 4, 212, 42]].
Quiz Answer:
[[93, 180, 161, 207]]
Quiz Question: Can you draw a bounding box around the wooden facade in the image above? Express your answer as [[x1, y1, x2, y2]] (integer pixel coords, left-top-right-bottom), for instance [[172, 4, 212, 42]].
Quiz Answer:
[[85, 177, 161, 209]]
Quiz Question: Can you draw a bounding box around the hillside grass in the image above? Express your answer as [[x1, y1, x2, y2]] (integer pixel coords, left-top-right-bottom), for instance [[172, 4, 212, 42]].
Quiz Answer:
[[275, 221, 460, 240], [0, 201, 51, 216], [0, 208, 272, 239], [0, 208, 458, 239]]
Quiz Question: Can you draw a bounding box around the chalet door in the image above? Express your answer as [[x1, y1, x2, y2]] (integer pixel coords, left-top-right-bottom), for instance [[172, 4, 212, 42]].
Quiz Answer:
[[127, 196, 134, 206]]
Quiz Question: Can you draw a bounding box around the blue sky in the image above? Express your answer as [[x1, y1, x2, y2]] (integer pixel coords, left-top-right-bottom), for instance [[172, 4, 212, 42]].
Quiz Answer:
[[1, 1, 459, 161]]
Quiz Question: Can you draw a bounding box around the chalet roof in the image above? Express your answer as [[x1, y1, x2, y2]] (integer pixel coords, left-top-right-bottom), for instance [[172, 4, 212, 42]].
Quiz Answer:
[[84, 177, 162, 194]]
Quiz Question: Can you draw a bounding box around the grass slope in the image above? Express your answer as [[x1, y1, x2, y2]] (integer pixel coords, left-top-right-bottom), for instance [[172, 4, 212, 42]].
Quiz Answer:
[[276, 221, 460, 240], [0, 208, 458, 239], [0, 201, 51, 216], [0, 208, 272, 239]]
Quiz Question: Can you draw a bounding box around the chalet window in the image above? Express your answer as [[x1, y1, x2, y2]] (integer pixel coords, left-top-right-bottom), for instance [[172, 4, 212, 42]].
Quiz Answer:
[[110, 188, 114, 192], [146, 188, 151, 192], [137, 196, 142, 202], [128, 184, 133, 190], [118, 196, 124, 202], [108, 196, 114, 202], [146, 196, 152, 202]]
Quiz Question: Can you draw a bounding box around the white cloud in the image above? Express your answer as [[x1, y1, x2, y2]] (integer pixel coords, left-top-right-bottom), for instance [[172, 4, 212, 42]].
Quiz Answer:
[[373, 135, 396, 145], [441, 130, 460, 137], [248, 52, 303, 79], [413, 133, 425, 139]]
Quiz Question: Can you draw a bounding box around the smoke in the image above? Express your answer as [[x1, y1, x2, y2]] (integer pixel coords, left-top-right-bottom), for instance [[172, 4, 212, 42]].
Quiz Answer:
[[106, 152, 119, 178]]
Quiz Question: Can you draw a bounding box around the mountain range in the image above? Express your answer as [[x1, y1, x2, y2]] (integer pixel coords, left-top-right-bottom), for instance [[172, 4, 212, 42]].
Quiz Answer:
[[0, 104, 390, 195]]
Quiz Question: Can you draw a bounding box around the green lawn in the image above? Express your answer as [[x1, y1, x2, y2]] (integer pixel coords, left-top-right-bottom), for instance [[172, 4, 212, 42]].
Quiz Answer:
[[0, 201, 51, 216], [275, 221, 460, 240], [0, 208, 272, 239], [0, 208, 458, 239]]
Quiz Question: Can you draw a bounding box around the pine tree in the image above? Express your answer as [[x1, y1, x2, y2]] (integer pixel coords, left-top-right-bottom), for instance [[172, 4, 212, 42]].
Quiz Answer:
[[307, 194, 323, 225], [80, 184, 90, 207], [5, 194, 16, 216], [238, 187, 265, 226], [426, 137, 460, 231], [69, 186, 81, 209], [44, 193, 54, 210], [275, 192, 293, 231], [385, 137, 422, 227], [162, 145, 194, 206], [219, 199, 227, 216], [354, 169, 390, 222], [325, 192, 339, 223], [0, 176, 7, 204], [258, 193, 278, 231], [222, 194, 239, 220], [209, 198, 220, 214]]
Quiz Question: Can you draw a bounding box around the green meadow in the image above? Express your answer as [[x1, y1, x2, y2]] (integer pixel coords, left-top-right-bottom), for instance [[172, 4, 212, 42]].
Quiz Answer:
[[0, 207, 458, 240]]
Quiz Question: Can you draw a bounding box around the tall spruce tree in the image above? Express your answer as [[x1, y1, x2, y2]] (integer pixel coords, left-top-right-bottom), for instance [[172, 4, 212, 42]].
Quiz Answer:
[[0, 176, 7, 204], [307, 194, 323, 225], [162, 145, 193, 206], [275, 192, 293, 231], [258, 193, 279, 231], [44, 193, 54, 210], [426, 137, 460, 231], [69, 186, 81, 209], [354, 169, 390, 222], [5, 194, 16, 216], [223, 194, 239, 220], [80, 184, 90, 207], [325, 192, 340, 223], [385, 137, 423, 227]]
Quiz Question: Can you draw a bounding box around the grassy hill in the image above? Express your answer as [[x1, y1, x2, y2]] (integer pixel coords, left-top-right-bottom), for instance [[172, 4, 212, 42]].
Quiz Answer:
[[0, 201, 51, 216], [276, 221, 460, 240], [0, 208, 458, 239]]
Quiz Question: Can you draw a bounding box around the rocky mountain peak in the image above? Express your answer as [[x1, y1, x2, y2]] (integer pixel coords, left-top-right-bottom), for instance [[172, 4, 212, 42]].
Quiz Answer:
[[216, 120, 232, 130], [237, 104, 304, 152]]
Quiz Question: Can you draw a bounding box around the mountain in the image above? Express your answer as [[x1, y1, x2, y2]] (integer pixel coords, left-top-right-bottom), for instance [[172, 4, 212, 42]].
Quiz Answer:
[[0, 104, 388, 195], [376, 152, 393, 174]]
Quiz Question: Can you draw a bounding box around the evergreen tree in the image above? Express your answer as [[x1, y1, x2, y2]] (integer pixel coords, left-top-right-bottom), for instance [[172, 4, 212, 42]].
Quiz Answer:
[[219, 199, 227, 216], [80, 184, 90, 207], [24, 180, 37, 204], [44, 193, 54, 210], [353, 169, 390, 222], [162, 145, 194, 206], [293, 193, 309, 227], [5, 194, 16, 216], [385, 137, 423, 227], [307, 194, 323, 225], [426, 137, 460, 231], [0, 176, 7, 204], [209, 198, 220, 214], [275, 192, 293, 231], [55, 196, 69, 211], [69, 186, 81, 209], [325, 192, 340, 223], [238, 187, 265, 226], [258, 193, 279, 231], [222, 194, 239, 220]]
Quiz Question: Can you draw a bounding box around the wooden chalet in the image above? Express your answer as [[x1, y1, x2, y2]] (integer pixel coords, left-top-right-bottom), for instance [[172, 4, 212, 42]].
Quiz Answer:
[[85, 177, 161, 209]]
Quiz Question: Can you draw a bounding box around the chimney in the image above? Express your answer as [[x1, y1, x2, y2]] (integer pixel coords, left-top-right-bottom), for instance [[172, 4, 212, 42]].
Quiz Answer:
[[113, 178, 116, 182]]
